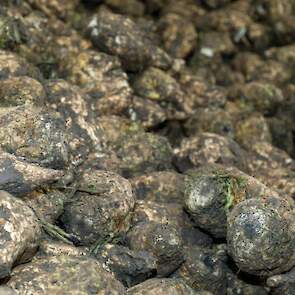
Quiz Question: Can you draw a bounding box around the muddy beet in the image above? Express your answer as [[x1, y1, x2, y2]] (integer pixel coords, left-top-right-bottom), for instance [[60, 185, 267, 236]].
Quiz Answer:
[[1, 0, 295, 293]]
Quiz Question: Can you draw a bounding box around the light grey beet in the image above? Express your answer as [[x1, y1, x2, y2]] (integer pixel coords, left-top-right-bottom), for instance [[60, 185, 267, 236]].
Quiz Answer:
[[184, 164, 280, 238], [227, 195, 295, 276]]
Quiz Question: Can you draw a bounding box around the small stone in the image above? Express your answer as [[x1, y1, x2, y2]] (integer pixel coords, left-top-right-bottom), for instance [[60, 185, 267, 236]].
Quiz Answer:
[[142, 0, 167, 13], [133, 67, 188, 120], [178, 71, 227, 109], [202, 0, 231, 8], [38, 240, 88, 258], [267, 266, 295, 295], [82, 150, 124, 175], [132, 200, 212, 248], [268, 117, 294, 156], [227, 270, 269, 295], [183, 107, 236, 138], [196, 5, 251, 36], [105, 0, 145, 17], [127, 96, 166, 129], [265, 44, 295, 66], [249, 141, 293, 171], [157, 13, 197, 59], [0, 15, 25, 50], [235, 82, 284, 115], [25, 0, 80, 21], [44, 79, 100, 163], [95, 115, 144, 147], [235, 113, 273, 151], [23, 190, 67, 223]]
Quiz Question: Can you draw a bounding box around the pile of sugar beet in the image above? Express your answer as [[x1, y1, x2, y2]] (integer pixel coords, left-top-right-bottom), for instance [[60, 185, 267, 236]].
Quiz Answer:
[[0, 0, 295, 294]]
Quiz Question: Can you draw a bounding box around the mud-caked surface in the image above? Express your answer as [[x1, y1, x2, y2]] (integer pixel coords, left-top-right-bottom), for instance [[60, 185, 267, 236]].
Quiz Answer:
[[126, 221, 184, 277], [1, 0, 295, 293], [8, 255, 126, 295], [172, 246, 227, 294], [86, 9, 171, 71], [266, 266, 295, 295], [60, 170, 135, 246], [227, 196, 295, 276], [0, 106, 69, 169], [0, 191, 41, 278], [94, 243, 157, 287], [127, 278, 200, 295], [0, 286, 17, 295], [0, 151, 64, 197], [184, 164, 280, 238], [130, 171, 185, 204], [227, 270, 269, 295]]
